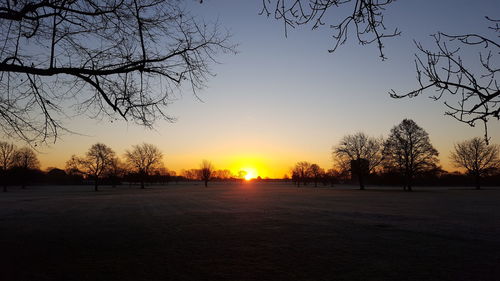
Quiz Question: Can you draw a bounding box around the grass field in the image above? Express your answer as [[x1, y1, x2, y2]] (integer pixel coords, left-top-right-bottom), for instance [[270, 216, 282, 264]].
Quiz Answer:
[[1, 182, 499, 281]]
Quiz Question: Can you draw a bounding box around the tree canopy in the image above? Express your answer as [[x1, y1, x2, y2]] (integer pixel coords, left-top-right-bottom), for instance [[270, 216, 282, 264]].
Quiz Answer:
[[450, 137, 500, 189], [261, 0, 399, 59], [383, 119, 439, 191], [125, 143, 163, 189], [333, 132, 384, 189], [0, 0, 235, 144]]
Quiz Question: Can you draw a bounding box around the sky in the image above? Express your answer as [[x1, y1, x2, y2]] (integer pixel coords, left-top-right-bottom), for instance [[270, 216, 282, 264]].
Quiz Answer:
[[5, 0, 500, 178]]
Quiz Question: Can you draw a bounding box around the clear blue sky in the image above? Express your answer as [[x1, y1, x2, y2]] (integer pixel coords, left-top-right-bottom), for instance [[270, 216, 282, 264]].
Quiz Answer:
[[25, 0, 500, 177]]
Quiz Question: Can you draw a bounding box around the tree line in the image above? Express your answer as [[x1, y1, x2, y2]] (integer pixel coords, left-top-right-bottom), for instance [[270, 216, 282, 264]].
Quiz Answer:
[[292, 119, 500, 191], [0, 142, 40, 192], [0, 142, 248, 192], [2, 118, 499, 192]]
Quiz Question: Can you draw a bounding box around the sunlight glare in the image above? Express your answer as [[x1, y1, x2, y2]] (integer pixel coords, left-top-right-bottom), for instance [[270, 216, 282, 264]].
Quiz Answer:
[[243, 168, 257, 181]]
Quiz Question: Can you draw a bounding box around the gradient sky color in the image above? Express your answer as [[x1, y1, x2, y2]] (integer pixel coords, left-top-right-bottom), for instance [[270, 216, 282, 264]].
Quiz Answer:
[[5, 0, 499, 178]]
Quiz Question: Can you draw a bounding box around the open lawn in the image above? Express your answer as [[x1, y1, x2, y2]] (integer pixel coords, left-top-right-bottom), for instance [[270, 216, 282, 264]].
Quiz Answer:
[[1, 183, 499, 281]]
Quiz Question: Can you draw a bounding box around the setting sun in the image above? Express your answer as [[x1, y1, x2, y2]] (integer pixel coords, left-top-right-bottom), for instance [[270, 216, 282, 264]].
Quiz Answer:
[[242, 168, 258, 181]]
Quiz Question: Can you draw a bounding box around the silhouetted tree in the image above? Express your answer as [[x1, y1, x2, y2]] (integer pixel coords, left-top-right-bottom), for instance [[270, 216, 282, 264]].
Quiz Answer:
[[261, 0, 399, 59], [0, 0, 235, 144], [450, 137, 500, 190], [263, 2, 498, 137], [333, 132, 384, 190], [0, 141, 16, 192], [308, 163, 324, 187], [199, 160, 214, 187], [391, 18, 499, 140], [66, 143, 116, 191], [292, 161, 312, 187], [324, 168, 340, 187], [213, 169, 233, 180], [13, 147, 40, 169], [125, 143, 163, 189], [153, 167, 172, 185], [237, 170, 248, 180], [181, 169, 200, 181], [383, 119, 439, 191], [12, 147, 40, 189]]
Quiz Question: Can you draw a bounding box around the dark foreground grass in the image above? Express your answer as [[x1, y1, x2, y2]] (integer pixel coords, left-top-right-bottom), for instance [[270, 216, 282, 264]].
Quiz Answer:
[[1, 183, 499, 281]]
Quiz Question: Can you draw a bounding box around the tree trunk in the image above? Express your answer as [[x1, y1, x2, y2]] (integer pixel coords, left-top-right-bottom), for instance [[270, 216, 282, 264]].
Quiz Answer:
[[140, 171, 146, 189], [204, 180, 208, 187], [1, 172, 5, 192], [358, 174, 365, 190], [403, 171, 412, 191], [2, 172, 7, 192], [94, 176, 99, 192], [21, 168, 27, 189], [475, 173, 481, 190], [406, 175, 412, 192]]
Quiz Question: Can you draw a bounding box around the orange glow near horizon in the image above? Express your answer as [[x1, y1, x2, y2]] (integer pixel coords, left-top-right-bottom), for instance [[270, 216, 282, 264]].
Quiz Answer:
[[242, 167, 258, 180], [227, 155, 267, 179]]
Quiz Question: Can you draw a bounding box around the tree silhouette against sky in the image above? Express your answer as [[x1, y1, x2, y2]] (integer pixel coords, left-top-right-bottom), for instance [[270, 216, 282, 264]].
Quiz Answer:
[[0, 0, 235, 144], [383, 119, 439, 191]]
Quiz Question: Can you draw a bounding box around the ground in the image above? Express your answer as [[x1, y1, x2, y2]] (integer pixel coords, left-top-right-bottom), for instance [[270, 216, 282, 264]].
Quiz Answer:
[[1, 182, 499, 281]]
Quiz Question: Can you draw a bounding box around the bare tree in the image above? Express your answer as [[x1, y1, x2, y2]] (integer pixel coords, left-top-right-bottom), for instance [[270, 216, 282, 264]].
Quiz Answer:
[[66, 143, 115, 191], [292, 161, 312, 187], [213, 169, 232, 180], [237, 170, 248, 180], [0, 141, 16, 192], [325, 168, 342, 187], [333, 132, 384, 190], [12, 146, 41, 189], [383, 119, 439, 191], [199, 160, 213, 187], [261, 0, 399, 59], [13, 147, 40, 169], [0, 0, 235, 145], [181, 169, 200, 180], [262, 2, 498, 138], [125, 143, 163, 189], [450, 137, 500, 190], [391, 18, 500, 141], [308, 163, 324, 187]]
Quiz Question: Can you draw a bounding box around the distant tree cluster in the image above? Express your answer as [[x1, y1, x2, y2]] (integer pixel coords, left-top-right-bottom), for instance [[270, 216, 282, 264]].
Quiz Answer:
[[3, 118, 500, 192], [0, 141, 40, 191], [286, 118, 500, 191], [0, 142, 257, 192], [326, 119, 499, 191], [180, 163, 246, 187], [291, 161, 337, 187], [66, 142, 164, 191]]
